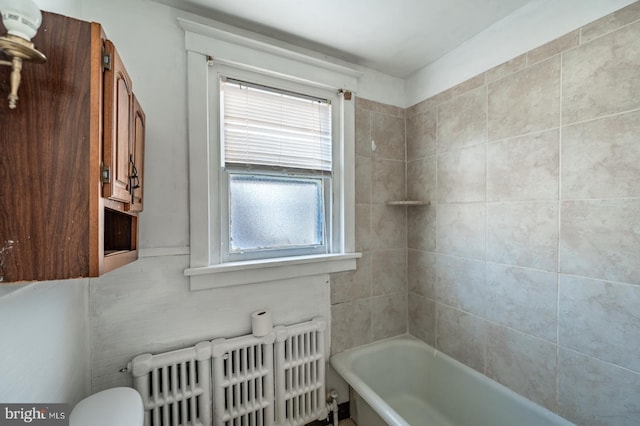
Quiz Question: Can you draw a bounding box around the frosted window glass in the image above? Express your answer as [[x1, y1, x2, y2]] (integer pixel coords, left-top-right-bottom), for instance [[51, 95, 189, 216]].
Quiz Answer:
[[229, 174, 324, 252]]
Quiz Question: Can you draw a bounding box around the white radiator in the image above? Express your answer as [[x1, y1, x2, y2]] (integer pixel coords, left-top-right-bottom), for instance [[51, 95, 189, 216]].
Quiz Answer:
[[274, 318, 327, 426], [211, 333, 275, 426], [130, 318, 327, 426], [131, 341, 213, 426]]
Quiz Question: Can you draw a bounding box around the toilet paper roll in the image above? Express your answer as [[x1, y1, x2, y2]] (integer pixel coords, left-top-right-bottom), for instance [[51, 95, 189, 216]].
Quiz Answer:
[[251, 309, 273, 337]]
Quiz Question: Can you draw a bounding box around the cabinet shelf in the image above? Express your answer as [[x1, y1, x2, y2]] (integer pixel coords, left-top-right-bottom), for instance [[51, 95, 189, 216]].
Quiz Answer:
[[386, 200, 431, 206]]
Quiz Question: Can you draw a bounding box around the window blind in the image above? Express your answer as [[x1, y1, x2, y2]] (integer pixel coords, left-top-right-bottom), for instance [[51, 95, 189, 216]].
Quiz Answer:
[[221, 79, 332, 172]]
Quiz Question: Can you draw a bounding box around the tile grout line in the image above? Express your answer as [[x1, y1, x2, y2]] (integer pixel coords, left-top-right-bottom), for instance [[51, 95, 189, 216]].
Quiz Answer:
[[434, 101, 440, 351], [368, 108, 374, 345], [556, 45, 564, 413], [483, 79, 489, 376]]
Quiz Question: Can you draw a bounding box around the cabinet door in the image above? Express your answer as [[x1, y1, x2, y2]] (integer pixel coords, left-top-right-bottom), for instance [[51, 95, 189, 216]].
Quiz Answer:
[[127, 95, 145, 212], [103, 40, 133, 203]]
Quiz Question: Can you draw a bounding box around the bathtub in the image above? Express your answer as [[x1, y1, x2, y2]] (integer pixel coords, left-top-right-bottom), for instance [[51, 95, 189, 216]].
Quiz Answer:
[[330, 335, 574, 426]]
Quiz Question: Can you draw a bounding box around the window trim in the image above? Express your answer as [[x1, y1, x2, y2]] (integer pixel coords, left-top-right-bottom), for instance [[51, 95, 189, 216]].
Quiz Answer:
[[180, 16, 361, 290]]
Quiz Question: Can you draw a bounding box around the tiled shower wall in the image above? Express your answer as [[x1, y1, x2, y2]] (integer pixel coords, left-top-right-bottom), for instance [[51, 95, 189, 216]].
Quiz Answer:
[[331, 100, 408, 354], [331, 2, 640, 425], [406, 3, 640, 425]]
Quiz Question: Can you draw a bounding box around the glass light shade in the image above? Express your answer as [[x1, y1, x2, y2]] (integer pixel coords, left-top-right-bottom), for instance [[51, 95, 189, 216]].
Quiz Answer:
[[0, 0, 42, 41]]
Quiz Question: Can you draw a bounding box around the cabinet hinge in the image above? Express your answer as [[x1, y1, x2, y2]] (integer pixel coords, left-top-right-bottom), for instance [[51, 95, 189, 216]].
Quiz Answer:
[[101, 164, 111, 183], [102, 51, 112, 71]]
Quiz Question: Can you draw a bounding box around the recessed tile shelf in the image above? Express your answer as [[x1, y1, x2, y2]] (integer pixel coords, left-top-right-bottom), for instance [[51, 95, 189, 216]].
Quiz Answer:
[[386, 200, 431, 206]]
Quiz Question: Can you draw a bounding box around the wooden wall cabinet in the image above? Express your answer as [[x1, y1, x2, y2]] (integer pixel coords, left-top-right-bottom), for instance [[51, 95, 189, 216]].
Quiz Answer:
[[0, 12, 145, 283]]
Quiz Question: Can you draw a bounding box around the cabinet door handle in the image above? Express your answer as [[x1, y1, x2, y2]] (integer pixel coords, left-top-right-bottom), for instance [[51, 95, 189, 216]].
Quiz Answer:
[[129, 154, 140, 204]]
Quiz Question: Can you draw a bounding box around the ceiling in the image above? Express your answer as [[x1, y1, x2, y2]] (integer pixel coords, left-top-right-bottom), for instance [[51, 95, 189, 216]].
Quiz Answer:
[[155, 0, 537, 78]]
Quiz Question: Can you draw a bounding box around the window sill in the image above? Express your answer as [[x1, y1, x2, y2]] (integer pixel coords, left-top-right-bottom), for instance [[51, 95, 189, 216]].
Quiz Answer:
[[184, 253, 361, 291]]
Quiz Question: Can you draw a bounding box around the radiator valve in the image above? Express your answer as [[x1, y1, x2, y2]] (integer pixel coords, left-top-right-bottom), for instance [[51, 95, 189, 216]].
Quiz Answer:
[[326, 389, 339, 426]]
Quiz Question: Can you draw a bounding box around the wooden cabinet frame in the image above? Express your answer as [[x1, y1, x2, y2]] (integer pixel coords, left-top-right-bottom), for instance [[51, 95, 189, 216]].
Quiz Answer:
[[0, 12, 144, 282]]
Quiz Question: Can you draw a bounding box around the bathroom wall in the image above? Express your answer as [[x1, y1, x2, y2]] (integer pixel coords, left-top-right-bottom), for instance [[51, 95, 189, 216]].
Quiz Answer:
[[0, 280, 90, 407], [406, 3, 640, 425], [330, 99, 408, 354]]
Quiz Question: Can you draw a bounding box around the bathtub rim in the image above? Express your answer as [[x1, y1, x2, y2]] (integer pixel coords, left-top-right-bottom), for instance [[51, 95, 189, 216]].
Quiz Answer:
[[330, 334, 574, 426]]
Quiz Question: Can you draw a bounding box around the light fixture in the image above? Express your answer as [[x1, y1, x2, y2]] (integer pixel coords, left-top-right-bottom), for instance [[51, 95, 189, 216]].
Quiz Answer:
[[0, 0, 46, 109]]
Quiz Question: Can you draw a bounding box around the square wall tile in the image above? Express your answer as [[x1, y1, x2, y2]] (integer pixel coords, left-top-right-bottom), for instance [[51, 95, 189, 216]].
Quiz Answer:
[[437, 144, 486, 203], [407, 156, 436, 203], [486, 263, 557, 342], [371, 112, 405, 161], [330, 271, 352, 305], [563, 20, 640, 124], [330, 253, 372, 304], [372, 293, 408, 340], [408, 204, 436, 252], [355, 106, 371, 158], [331, 299, 372, 355], [559, 275, 640, 373], [488, 57, 560, 141], [371, 205, 406, 251], [486, 324, 557, 411], [560, 199, 640, 285], [562, 110, 640, 200], [372, 249, 407, 296], [409, 293, 436, 346], [406, 108, 437, 159], [487, 129, 559, 202], [438, 86, 487, 153], [408, 249, 436, 299], [487, 202, 558, 272], [437, 202, 486, 260], [372, 158, 405, 205], [355, 204, 371, 253], [436, 305, 485, 373], [558, 348, 640, 426], [355, 155, 371, 204], [436, 254, 485, 316]]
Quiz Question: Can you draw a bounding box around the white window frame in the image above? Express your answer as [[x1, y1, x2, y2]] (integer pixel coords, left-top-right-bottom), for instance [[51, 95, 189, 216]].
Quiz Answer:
[[218, 71, 336, 262], [179, 16, 361, 290]]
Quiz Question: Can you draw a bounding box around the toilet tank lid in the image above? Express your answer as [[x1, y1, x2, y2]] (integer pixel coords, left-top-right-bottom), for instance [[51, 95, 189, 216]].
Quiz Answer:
[[70, 387, 143, 426]]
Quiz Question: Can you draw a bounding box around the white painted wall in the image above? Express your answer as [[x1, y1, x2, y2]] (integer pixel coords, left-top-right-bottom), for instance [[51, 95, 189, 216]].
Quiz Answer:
[[0, 280, 90, 406], [33, 0, 81, 17], [358, 68, 405, 107], [89, 256, 331, 391], [405, 0, 637, 106]]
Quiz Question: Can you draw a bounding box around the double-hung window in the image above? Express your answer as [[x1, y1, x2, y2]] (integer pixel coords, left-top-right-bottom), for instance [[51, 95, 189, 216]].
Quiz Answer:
[[221, 78, 333, 261], [181, 17, 359, 289]]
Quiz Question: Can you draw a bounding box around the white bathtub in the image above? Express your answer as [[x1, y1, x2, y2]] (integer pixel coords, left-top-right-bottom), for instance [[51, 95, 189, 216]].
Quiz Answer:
[[330, 335, 574, 426]]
